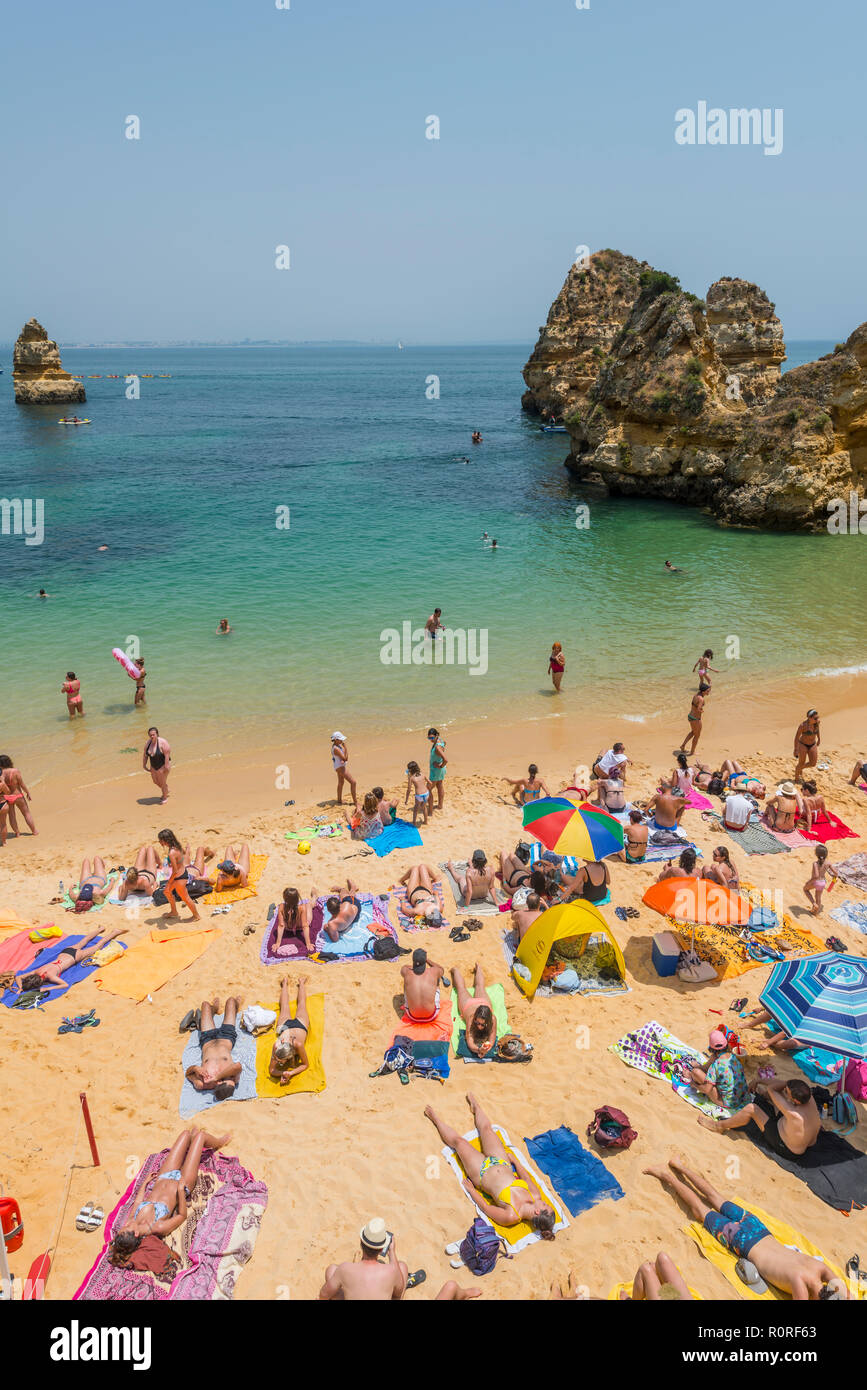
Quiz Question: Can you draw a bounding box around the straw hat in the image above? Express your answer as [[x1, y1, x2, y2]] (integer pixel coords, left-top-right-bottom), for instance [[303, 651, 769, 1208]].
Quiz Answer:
[[360, 1218, 389, 1250], [778, 781, 797, 797]]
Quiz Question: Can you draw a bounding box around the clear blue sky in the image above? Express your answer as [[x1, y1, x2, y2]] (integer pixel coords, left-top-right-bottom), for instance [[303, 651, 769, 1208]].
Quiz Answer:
[[4, 0, 865, 343]]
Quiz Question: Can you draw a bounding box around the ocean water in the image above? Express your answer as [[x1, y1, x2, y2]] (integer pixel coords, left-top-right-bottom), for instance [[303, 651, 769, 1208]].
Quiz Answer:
[[1, 340, 864, 774]]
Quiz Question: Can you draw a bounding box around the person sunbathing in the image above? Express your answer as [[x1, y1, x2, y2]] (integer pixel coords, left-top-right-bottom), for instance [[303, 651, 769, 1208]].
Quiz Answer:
[[275, 887, 313, 952], [14, 925, 128, 994], [720, 759, 766, 799], [798, 780, 828, 830], [618, 1251, 695, 1301], [214, 844, 251, 892], [512, 891, 544, 941], [319, 1220, 409, 1300], [645, 784, 686, 829], [765, 781, 803, 832], [618, 810, 648, 864], [109, 1127, 230, 1266], [741, 1008, 802, 1052], [498, 843, 533, 893], [398, 862, 444, 926], [117, 844, 162, 900], [447, 851, 498, 906], [698, 1076, 822, 1158], [67, 855, 115, 912], [503, 764, 550, 806], [424, 1093, 557, 1236], [592, 775, 626, 812], [401, 948, 448, 1023], [644, 1157, 847, 1299], [848, 757, 867, 787], [268, 976, 310, 1085], [656, 847, 697, 881], [184, 996, 243, 1100], [451, 964, 497, 1056], [324, 878, 363, 941], [701, 845, 739, 889]]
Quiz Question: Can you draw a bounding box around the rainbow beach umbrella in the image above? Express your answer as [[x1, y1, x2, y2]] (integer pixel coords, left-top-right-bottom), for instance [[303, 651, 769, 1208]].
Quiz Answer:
[[521, 797, 624, 859]]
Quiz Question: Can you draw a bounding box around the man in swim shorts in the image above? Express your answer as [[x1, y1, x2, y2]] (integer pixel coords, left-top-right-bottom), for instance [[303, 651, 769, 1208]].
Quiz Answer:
[[645, 783, 686, 830], [645, 1157, 846, 1299], [185, 996, 243, 1101], [848, 758, 867, 787], [593, 743, 630, 782], [324, 878, 363, 941], [698, 1076, 822, 1157], [400, 948, 448, 1024], [511, 891, 544, 942]]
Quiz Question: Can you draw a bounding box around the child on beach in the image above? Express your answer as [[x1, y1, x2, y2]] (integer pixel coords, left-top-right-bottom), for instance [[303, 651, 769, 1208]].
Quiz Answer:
[[693, 649, 718, 688], [405, 761, 432, 825], [804, 844, 834, 916]]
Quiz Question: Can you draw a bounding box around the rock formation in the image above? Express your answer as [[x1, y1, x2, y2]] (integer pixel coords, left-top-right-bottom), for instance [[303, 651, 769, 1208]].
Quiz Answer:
[[523, 252, 867, 530], [13, 319, 85, 404]]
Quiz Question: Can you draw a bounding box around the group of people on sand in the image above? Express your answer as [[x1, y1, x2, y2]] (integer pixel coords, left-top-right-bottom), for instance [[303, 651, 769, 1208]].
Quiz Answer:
[[332, 728, 448, 832]]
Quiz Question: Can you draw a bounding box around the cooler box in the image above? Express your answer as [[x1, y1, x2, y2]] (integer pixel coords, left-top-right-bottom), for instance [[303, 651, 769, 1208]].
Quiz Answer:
[[652, 931, 681, 978]]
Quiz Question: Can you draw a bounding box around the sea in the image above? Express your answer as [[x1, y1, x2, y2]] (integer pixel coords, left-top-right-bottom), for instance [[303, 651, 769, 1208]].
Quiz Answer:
[[1, 341, 865, 777]]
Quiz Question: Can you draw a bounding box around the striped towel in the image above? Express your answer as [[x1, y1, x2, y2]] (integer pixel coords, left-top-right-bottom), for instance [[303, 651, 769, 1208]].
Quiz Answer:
[[528, 845, 580, 875]]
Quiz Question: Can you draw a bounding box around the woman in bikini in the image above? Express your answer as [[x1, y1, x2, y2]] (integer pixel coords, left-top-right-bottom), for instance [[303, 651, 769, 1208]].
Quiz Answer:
[[133, 660, 147, 706], [618, 809, 648, 864], [268, 976, 311, 1085], [117, 844, 162, 900], [498, 843, 534, 893], [504, 764, 550, 807], [701, 845, 739, 890], [548, 643, 565, 692], [275, 887, 313, 952], [143, 727, 171, 804], [452, 964, 497, 1057], [765, 782, 802, 833], [330, 732, 358, 807], [398, 863, 444, 926], [61, 671, 84, 719], [793, 710, 821, 781], [157, 829, 200, 922], [679, 686, 708, 756], [720, 759, 766, 799], [669, 752, 694, 798], [68, 856, 115, 912], [798, 780, 828, 831], [108, 1127, 230, 1266], [0, 758, 38, 840], [424, 1093, 556, 1236], [15, 924, 128, 994], [214, 844, 251, 892]]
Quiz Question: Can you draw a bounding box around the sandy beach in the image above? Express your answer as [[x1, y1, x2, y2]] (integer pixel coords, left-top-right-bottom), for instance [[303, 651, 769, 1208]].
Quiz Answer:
[[2, 674, 865, 1301]]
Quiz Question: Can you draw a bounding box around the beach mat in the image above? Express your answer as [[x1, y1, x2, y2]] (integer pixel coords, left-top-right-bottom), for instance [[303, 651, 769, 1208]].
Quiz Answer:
[[254, 992, 326, 1097], [744, 1120, 867, 1212], [370, 818, 423, 857], [704, 811, 789, 855], [830, 900, 867, 935], [285, 822, 343, 842], [609, 1277, 702, 1300], [442, 1122, 569, 1252], [312, 893, 396, 958], [524, 1125, 624, 1216], [260, 903, 312, 963], [0, 926, 64, 976], [179, 1014, 258, 1116], [440, 862, 504, 914], [686, 1200, 855, 1301], [75, 1148, 267, 1301], [683, 787, 713, 812], [610, 1021, 740, 1121], [0, 909, 41, 942], [200, 854, 268, 906], [451, 981, 509, 1061], [761, 819, 811, 850], [391, 881, 449, 932], [0, 934, 128, 1007], [671, 889, 825, 980], [95, 926, 220, 1002], [802, 812, 858, 844], [830, 853, 867, 892], [389, 991, 453, 1045]]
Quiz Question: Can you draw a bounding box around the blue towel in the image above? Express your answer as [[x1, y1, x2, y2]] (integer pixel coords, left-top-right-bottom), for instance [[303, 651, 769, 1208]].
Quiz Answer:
[[524, 1125, 624, 1216], [791, 1045, 847, 1086], [1, 934, 128, 1007], [179, 1013, 258, 1116], [370, 818, 423, 858]]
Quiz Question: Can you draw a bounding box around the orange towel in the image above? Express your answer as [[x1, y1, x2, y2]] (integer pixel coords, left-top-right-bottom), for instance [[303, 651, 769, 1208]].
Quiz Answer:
[[94, 926, 221, 1002], [388, 993, 453, 1044]]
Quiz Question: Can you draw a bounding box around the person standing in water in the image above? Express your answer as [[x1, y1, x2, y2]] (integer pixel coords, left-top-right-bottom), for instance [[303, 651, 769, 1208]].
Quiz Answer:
[[133, 659, 147, 706], [61, 671, 84, 718], [693, 649, 718, 689], [548, 642, 565, 691], [144, 727, 172, 803], [216, 618, 232, 635], [425, 609, 443, 640]]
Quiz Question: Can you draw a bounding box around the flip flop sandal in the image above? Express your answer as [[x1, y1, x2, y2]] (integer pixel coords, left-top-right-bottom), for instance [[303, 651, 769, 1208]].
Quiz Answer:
[[452, 931, 471, 943], [846, 1255, 867, 1286], [615, 906, 628, 921], [627, 907, 640, 918], [466, 920, 483, 932], [243, 925, 255, 936], [448, 926, 462, 941], [76, 1202, 95, 1231], [84, 1205, 104, 1231], [77, 1011, 100, 1029], [179, 1009, 196, 1032], [398, 1070, 410, 1085], [405, 1270, 427, 1289]]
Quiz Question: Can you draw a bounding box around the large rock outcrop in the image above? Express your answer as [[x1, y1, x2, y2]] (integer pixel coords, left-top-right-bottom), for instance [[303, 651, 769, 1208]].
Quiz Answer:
[[13, 319, 85, 404], [523, 252, 867, 530]]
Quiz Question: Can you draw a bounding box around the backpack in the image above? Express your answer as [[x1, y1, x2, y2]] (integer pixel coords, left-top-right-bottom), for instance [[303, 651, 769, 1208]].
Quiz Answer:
[[832, 1089, 858, 1136], [587, 1105, 638, 1150], [363, 936, 409, 961], [458, 1218, 512, 1276], [844, 1059, 867, 1101]]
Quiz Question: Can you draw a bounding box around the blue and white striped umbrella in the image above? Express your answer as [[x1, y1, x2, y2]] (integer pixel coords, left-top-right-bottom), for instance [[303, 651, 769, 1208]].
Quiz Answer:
[[760, 951, 867, 1060]]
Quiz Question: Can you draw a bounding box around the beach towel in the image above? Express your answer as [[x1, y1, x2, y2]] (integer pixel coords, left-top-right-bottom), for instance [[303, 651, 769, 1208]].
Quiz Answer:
[[802, 811, 858, 844], [377, 1035, 451, 1080], [670, 889, 825, 980], [200, 854, 268, 906], [369, 818, 423, 857], [704, 811, 789, 856], [790, 1044, 846, 1086], [441, 862, 505, 914], [442, 1122, 569, 1252], [451, 982, 509, 1061], [391, 881, 449, 932], [106, 888, 155, 908], [75, 1148, 267, 1301], [744, 1122, 867, 1213], [95, 926, 220, 1002], [61, 874, 121, 912], [285, 822, 343, 841], [830, 852, 867, 892], [0, 934, 128, 1007], [610, 1021, 742, 1121], [0, 908, 39, 941], [312, 893, 396, 958], [260, 904, 311, 963], [609, 1278, 703, 1300], [254, 992, 326, 1097], [686, 1200, 857, 1300], [830, 900, 867, 935], [761, 819, 812, 850], [389, 991, 453, 1045], [683, 787, 713, 812], [0, 927, 63, 977], [179, 1014, 258, 1116], [524, 1126, 624, 1217]]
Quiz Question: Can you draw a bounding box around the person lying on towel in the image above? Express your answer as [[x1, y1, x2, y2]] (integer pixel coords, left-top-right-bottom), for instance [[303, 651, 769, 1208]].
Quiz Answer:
[[397, 862, 445, 927], [323, 878, 363, 941], [213, 844, 251, 892], [425, 1092, 557, 1237], [185, 996, 243, 1100], [401, 948, 449, 1024], [109, 1126, 230, 1268], [698, 1075, 822, 1158], [268, 976, 310, 1085], [645, 1156, 847, 1299], [14, 925, 128, 994]]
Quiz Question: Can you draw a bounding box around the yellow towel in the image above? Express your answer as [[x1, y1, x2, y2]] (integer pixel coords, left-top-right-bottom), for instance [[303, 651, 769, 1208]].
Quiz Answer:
[[451, 1126, 565, 1246], [93, 926, 221, 1002], [686, 1201, 857, 1300], [608, 1279, 703, 1301], [0, 908, 36, 941], [201, 854, 268, 906], [254, 993, 326, 1097]]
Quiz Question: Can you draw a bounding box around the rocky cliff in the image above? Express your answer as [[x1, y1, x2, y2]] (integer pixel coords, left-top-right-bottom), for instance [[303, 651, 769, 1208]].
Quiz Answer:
[[523, 252, 867, 530], [13, 319, 86, 404]]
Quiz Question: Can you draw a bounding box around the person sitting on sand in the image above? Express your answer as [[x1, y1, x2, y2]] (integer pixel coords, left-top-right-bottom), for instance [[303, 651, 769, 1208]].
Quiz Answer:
[[447, 850, 498, 907], [618, 810, 648, 864], [268, 976, 311, 1085], [512, 891, 544, 942], [346, 791, 386, 840], [185, 996, 243, 1099], [645, 783, 686, 829], [722, 788, 753, 832], [451, 965, 497, 1056], [689, 1028, 750, 1110], [117, 844, 162, 900], [720, 759, 766, 799], [331, 731, 358, 808], [14, 925, 128, 994], [701, 845, 739, 890], [214, 844, 251, 892], [320, 1221, 443, 1301], [656, 847, 697, 882], [323, 879, 363, 941], [793, 710, 821, 781], [401, 948, 449, 1024], [669, 752, 694, 798], [644, 1157, 847, 1299], [679, 686, 709, 756], [498, 843, 533, 893], [372, 785, 397, 825], [504, 763, 550, 806], [698, 1075, 822, 1158], [593, 744, 630, 782], [798, 780, 828, 831], [594, 774, 626, 813], [741, 1008, 801, 1053], [397, 863, 444, 927], [425, 1093, 557, 1236], [275, 887, 313, 952], [157, 829, 201, 922], [570, 858, 610, 904], [848, 757, 867, 787], [804, 844, 833, 915], [61, 671, 84, 719], [404, 764, 432, 826], [765, 781, 802, 833], [0, 757, 37, 837], [67, 855, 115, 911], [109, 1127, 230, 1267]]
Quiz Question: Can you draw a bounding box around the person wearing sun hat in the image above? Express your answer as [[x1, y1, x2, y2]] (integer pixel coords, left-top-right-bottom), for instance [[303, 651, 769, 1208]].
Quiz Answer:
[[688, 1028, 750, 1111], [330, 731, 357, 808], [765, 780, 803, 833], [319, 1219, 416, 1299]]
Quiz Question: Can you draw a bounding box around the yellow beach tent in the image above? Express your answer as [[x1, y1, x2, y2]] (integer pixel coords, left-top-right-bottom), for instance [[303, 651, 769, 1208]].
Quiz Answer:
[[513, 901, 627, 999]]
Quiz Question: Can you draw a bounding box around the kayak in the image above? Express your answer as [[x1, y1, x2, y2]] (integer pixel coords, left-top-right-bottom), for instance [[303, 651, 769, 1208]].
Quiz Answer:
[[539, 424, 567, 433], [58, 419, 91, 425]]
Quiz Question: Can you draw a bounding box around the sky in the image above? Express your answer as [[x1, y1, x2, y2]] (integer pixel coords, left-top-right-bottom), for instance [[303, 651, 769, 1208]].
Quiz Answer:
[[3, 0, 866, 344]]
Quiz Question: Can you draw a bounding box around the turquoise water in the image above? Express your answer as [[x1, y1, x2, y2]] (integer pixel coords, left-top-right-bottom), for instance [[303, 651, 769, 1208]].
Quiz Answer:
[[2, 341, 865, 772]]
